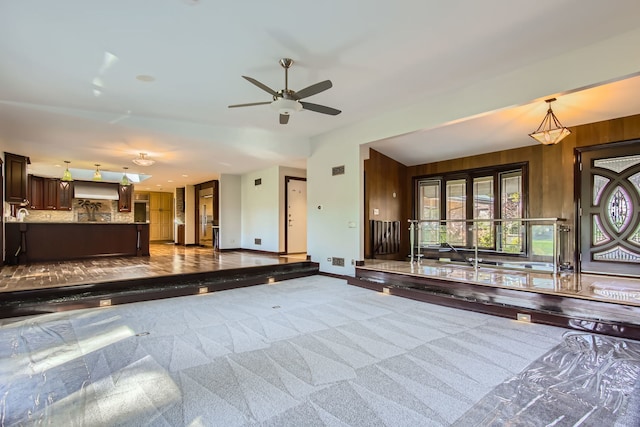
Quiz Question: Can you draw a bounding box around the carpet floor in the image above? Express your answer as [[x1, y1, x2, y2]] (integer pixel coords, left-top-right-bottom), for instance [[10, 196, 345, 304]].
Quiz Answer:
[[1, 275, 638, 426]]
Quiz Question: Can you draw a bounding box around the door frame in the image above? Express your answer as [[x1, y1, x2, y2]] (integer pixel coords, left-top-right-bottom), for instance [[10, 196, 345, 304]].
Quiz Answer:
[[284, 176, 307, 254], [575, 138, 640, 275]]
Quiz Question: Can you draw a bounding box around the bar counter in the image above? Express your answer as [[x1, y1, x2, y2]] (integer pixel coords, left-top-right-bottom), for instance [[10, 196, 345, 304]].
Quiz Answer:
[[5, 222, 150, 265]]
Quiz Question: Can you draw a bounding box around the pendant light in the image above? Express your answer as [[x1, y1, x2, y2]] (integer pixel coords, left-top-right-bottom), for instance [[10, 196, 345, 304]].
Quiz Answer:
[[61, 160, 73, 182], [132, 152, 155, 166], [93, 164, 102, 181], [529, 98, 571, 145], [120, 166, 131, 186]]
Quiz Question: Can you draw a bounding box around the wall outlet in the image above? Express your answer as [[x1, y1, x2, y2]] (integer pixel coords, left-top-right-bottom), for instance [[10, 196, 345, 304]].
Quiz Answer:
[[254, 238, 262, 245]]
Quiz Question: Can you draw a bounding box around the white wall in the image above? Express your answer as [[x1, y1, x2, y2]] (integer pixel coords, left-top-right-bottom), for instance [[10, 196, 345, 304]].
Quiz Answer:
[[241, 166, 279, 252], [278, 166, 306, 253], [307, 137, 362, 276], [219, 174, 241, 249]]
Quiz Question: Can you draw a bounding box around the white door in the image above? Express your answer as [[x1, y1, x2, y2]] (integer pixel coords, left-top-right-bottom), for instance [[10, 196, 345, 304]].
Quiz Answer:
[[286, 178, 307, 253]]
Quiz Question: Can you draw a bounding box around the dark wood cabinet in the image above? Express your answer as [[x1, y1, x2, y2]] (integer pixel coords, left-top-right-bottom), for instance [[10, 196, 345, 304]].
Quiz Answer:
[[118, 184, 132, 212], [44, 178, 58, 210], [28, 175, 44, 210], [58, 181, 73, 210], [27, 176, 74, 211], [5, 152, 29, 204]]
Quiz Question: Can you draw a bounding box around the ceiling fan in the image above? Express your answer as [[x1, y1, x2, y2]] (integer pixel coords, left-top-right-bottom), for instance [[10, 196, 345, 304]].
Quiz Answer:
[[228, 58, 341, 124]]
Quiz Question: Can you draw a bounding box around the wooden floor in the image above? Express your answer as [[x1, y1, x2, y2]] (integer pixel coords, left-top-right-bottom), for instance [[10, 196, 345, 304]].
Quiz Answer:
[[349, 259, 640, 340], [0, 244, 318, 318], [0, 243, 307, 293]]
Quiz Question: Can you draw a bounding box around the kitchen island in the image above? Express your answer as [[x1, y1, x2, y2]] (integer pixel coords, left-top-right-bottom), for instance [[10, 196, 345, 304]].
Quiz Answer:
[[5, 222, 150, 265]]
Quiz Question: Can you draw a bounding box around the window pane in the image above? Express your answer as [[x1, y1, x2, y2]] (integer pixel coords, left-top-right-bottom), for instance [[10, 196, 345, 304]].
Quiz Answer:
[[500, 171, 523, 253], [473, 176, 494, 248], [418, 180, 440, 246], [446, 179, 466, 246]]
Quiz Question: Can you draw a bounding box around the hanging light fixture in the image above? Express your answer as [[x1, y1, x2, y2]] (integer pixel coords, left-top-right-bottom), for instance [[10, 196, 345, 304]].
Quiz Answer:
[[61, 160, 73, 182], [132, 152, 155, 166], [120, 166, 131, 186], [93, 164, 102, 181], [529, 98, 572, 145]]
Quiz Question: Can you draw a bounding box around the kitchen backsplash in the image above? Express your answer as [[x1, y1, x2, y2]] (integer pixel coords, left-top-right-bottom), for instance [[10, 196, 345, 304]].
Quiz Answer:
[[21, 200, 135, 223]]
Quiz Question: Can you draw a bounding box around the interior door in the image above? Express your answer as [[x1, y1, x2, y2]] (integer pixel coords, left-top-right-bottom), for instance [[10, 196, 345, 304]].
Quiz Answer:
[[286, 177, 307, 254], [579, 142, 640, 276]]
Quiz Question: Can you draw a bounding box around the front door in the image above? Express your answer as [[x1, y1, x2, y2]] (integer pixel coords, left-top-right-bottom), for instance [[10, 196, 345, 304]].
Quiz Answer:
[[286, 177, 307, 254], [578, 142, 640, 276]]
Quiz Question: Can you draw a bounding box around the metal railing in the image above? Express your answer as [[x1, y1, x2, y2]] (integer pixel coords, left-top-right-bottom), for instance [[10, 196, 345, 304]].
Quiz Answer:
[[408, 218, 568, 274]]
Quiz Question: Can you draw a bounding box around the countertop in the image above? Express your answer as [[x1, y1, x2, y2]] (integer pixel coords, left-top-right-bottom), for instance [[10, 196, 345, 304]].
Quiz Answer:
[[6, 221, 149, 225]]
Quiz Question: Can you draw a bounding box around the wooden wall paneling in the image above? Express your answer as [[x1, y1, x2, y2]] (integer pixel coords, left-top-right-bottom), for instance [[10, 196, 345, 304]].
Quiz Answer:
[[363, 149, 408, 260], [404, 113, 640, 269]]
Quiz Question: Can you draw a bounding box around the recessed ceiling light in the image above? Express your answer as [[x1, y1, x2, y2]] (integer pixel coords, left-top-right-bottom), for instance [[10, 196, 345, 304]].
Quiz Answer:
[[167, 180, 174, 183], [181, 174, 188, 177], [156, 184, 162, 187], [136, 74, 155, 82], [54, 164, 61, 168]]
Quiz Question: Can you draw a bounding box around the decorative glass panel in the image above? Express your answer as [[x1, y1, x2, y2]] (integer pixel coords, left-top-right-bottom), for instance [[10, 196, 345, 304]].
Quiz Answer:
[[446, 179, 466, 246], [594, 246, 640, 263], [594, 154, 640, 173], [473, 176, 494, 248], [592, 215, 610, 245], [630, 223, 640, 246], [631, 172, 640, 193], [592, 175, 609, 205], [606, 186, 632, 233]]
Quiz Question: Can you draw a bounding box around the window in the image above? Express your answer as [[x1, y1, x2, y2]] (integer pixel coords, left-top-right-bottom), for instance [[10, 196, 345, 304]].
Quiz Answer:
[[473, 176, 494, 248], [415, 163, 526, 255], [418, 180, 440, 246], [446, 179, 467, 246]]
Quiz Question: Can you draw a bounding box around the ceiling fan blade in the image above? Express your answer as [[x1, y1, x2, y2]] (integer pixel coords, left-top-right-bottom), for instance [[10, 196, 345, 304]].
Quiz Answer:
[[242, 76, 278, 96], [279, 114, 290, 124], [228, 101, 271, 108], [294, 80, 332, 100], [300, 101, 341, 116]]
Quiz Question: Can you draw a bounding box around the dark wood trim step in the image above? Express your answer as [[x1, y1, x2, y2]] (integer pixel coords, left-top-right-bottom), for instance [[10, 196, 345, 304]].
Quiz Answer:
[[0, 261, 319, 319], [348, 268, 640, 341]]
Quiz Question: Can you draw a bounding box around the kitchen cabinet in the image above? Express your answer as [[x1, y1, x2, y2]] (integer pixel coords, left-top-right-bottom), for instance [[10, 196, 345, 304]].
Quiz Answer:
[[150, 191, 174, 241], [28, 175, 44, 209], [28, 176, 73, 211], [118, 184, 132, 212], [44, 178, 58, 210], [6, 222, 150, 264], [58, 180, 73, 210], [5, 152, 29, 204]]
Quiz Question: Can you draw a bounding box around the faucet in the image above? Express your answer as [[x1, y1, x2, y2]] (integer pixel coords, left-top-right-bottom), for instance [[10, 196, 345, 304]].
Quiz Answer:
[[17, 208, 29, 222]]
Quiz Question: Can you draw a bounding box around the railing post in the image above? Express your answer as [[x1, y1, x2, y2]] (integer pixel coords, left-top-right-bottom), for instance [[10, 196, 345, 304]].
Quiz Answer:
[[473, 220, 478, 272], [408, 220, 415, 263], [553, 221, 558, 275]]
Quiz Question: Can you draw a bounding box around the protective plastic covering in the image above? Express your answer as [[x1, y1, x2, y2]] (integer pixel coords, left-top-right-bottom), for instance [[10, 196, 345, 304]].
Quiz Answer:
[[457, 332, 640, 426], [2, 309, 639, 425]]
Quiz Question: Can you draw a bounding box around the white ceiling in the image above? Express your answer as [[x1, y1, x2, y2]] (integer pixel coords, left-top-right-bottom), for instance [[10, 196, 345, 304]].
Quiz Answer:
[[1, 0, 640, 191]]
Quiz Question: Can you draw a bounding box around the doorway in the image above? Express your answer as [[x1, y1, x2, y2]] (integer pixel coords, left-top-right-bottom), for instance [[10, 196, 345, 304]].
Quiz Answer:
[[578, 141, 640, 276], [285, 177, 307, 254], [199, 187, 214, 247]]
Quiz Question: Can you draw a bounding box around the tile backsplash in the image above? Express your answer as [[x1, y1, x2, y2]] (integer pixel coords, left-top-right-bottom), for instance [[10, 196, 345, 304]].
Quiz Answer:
[[22, 200, 135, 223]]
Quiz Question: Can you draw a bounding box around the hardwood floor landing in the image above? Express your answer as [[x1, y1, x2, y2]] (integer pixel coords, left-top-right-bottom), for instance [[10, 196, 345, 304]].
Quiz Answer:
[[0, 244, 305, 293]]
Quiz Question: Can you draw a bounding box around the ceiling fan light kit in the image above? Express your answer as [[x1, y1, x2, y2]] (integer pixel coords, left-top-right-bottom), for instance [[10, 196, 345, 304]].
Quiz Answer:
[[229, 58, 341, 124]]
